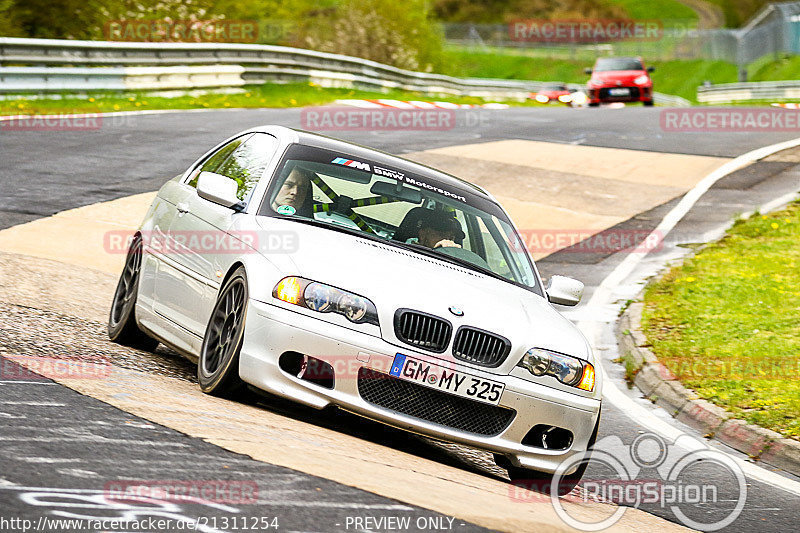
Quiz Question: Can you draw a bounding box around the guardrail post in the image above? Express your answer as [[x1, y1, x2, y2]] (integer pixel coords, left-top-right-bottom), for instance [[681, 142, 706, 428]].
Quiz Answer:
[[736, 34, 747, 82]]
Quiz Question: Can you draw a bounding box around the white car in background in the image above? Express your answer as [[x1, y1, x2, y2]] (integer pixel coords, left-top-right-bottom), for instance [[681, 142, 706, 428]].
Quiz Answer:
[[108, 125, 602, 492]]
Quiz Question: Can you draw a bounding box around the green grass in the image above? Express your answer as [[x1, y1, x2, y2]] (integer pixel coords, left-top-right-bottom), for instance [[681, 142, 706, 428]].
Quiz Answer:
[[604, 0, 697, 22], [441, 48, 738, 102], [0, 82, 543, 116], [641, 202, 800, 440], [749, 55, 800, 82]]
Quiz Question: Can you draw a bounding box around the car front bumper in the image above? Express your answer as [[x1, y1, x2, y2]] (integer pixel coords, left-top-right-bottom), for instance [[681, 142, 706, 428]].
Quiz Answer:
[[239, 299, 601, 474], [588, 86, 652, 103]]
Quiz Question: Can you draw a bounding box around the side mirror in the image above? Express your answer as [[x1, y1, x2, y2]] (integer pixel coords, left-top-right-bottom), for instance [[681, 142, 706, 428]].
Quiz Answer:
[[546, 275, 584, 306], [197, 171, 244, 211], [584, 68, 593, 75], [647, 66, 655, 73]]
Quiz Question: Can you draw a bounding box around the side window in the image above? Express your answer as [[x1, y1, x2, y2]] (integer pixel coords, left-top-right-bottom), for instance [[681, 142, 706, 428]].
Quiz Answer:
[[187, 135, 251, 188], [215, 134, 279, 200]]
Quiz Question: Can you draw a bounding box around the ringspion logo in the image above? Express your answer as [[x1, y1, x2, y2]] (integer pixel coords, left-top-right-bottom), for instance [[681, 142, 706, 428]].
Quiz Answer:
[[509, 432, 747, 531]]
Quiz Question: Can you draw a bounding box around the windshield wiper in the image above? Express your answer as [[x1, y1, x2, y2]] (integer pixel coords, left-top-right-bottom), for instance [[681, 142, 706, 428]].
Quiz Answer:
[[389, 240, 512, 284]]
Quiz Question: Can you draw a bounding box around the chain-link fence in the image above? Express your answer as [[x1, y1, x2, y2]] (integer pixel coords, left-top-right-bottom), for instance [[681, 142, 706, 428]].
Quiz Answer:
[[442, 2, 800, 77]]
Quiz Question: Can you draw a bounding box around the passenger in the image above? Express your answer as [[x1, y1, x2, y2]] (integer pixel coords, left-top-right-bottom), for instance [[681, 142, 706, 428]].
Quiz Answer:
[[417, 210, 466, 249]]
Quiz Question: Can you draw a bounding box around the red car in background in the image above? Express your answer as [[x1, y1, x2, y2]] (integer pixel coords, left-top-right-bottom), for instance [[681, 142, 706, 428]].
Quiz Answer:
[[585, 57, 654, 107], [531, 84, 572, 104]]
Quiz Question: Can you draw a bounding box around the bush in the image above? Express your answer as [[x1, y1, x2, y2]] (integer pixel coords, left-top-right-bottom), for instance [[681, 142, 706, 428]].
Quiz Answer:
[[298, 0, 443, 71]]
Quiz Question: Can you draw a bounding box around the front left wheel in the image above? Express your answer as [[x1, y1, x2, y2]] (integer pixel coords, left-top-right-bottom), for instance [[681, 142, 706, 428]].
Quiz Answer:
[[108, 235, 159, 351], [198, 266, 248, 398]]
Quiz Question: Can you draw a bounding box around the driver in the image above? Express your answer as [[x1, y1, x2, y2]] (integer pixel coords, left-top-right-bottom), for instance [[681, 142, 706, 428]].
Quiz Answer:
[[272, 167, 313, 216], [417, 210, 466, 249]]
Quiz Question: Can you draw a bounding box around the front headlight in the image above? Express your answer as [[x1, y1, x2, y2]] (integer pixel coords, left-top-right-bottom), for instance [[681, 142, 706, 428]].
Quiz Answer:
[[518, 348, 595, 391], [633, 74, 649, 85], [273, 276, 379, 326]]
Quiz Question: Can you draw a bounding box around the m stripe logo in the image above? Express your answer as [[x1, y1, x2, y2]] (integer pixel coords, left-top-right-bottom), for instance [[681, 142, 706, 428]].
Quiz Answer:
[[331, 157, 371, 171]]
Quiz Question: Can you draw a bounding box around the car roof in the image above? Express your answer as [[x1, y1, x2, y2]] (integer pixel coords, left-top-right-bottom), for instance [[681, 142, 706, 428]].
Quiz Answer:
[[246, 125, 495, 201]]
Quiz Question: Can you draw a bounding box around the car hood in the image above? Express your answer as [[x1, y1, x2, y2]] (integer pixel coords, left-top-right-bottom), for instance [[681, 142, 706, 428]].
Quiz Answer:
[[590, 70, 647, 85], [256, 217, 592, 372]]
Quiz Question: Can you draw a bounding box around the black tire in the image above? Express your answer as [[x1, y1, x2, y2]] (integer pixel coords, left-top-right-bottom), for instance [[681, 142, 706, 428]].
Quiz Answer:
[[108, 235, 159, 351], [643, 99, 654, 106], [588, 102, 600, 107], [198, 266, 248, 398], [506, 409, 601, 496]]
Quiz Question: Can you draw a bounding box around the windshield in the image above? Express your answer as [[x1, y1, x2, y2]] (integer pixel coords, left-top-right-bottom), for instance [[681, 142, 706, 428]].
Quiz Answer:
[[259, 144, 540, 291], [594, 58, 643, 71]]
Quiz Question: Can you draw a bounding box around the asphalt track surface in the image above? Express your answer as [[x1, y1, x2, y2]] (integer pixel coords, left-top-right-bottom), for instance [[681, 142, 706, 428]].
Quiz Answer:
[[1, 106, 799, 532]]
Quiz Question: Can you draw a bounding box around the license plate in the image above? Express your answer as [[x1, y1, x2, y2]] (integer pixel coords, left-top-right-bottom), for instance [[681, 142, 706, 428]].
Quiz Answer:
[[389, 354, 505, 406], [609, 88, 629, 96]]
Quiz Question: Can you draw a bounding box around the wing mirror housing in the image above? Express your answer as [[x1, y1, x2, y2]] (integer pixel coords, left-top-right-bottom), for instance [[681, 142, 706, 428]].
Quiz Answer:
[[647, 66, 655, 73], [584, 67, 593, 75], [546, 275, 584, 306], [196, 171, 245, 211]]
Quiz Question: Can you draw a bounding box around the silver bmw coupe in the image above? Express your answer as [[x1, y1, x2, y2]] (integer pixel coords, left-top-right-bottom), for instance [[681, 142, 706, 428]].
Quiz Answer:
[[109, 125, 601, 491]]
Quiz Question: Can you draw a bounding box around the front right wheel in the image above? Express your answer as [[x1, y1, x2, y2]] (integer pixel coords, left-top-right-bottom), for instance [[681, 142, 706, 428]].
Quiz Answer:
[[198, 266, 248, 398]]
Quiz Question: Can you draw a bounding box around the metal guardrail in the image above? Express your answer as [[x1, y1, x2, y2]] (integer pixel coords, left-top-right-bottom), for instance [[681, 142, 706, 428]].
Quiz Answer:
[[698, 81, 800, 103], [0, 37, 691, 106]]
